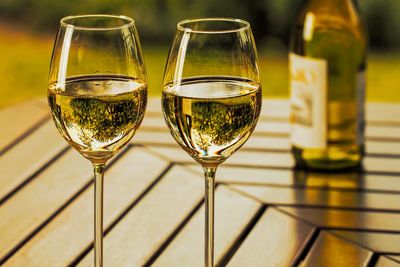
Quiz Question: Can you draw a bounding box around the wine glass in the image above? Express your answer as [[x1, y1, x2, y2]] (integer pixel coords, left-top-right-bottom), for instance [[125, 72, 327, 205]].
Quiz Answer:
[[161, 18, 262, 266], [47, 15, 147, 267]]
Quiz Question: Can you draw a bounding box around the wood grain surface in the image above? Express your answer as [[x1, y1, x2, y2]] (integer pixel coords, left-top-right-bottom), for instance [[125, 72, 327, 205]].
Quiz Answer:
[[1, 98, 400, 266]]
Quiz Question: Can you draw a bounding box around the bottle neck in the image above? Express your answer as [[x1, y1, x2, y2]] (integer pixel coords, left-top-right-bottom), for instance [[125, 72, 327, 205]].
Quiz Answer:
[[305, 0, 360, 23], [301, 0, 367, 50], [307, 0, 356, 12]]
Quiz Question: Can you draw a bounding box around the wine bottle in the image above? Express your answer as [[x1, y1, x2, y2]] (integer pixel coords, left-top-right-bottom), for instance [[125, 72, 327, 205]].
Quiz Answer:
[[289, 0, 368, 170]]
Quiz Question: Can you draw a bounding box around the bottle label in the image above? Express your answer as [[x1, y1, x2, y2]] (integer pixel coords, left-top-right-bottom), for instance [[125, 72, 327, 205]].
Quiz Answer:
[[356, 71, 366, 145], [289, 53, 327, 149]]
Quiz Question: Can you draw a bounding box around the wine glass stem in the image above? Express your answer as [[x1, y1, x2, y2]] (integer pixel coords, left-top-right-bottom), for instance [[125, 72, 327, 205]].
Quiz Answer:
[[203, 166, 217, 267], [94, 163, 105, 267]]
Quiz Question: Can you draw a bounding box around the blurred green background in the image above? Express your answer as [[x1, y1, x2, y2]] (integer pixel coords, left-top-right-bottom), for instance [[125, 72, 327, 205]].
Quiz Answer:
[[0, 0, 399, 107]]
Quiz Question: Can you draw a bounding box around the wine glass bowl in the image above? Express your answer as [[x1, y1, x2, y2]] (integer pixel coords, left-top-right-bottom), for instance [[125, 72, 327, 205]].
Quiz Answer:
[[161, 18, 261, 266], [48, 15, 147, 164], [48, 76, 147, 163], [47, 15, 147, 267], [162, 18, 262, 167], [162, 77, 261, 167]]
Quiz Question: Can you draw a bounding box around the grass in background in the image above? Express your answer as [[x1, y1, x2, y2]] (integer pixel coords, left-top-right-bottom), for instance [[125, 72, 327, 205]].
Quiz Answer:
[[0, 27, 53, 107], [1, 26, 400, 108]]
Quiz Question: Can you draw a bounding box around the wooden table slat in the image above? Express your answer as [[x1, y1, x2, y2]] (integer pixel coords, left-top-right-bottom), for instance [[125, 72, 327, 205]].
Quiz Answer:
[[3, 98, 400, 266], [301, 231, 372, 267], [375, 256, 400, 267], [364, 157, 400, 174], [280, 207, 400, 232], [3, 147, 169, 267], [230, 184, 400, 212], [215, 166, 400, 193], [153, 186, 261, 267], [135, 129, 291, 152], [259, 99, 290, 119], [332, 230, 400, 254], [0, 120, 67, 201], [77, 165, 204, 267], [227, 208, 314, 267], [387, 256, 400, 263], [226, 149, 294, 168], [0, 150, 91, 260], [366, 125, 400, 140], [366, 103, 400, 124], [149, 144, 400, 174], [132, 129, 176, 146], [140, 115, 167, 130], [253, 120, 290, 136], [146, 97, 162, 114], [147, 146, 294, 168], [0, 99, 48, 153], [367, 141, 400, 156], [242, 135, 290, 150]]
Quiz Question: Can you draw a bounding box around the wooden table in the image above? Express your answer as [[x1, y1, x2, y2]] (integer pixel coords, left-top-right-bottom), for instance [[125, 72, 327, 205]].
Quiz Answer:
[[1, 98, 400, 267]]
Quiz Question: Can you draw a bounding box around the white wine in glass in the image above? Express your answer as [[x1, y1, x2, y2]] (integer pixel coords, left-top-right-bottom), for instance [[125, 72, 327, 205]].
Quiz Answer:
[[48, 15, 147, 267], [162, 18, 262, 267], [163, 77, 261, 166], [48, 75, 147, 162]]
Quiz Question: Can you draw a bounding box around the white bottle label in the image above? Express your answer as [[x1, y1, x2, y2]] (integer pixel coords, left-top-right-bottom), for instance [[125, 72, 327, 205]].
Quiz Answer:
[[289, 53, 327, 149]]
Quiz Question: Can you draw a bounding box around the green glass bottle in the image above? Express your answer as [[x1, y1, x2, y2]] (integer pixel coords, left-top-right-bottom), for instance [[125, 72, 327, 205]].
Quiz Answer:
[[289, 0, 368, 171]]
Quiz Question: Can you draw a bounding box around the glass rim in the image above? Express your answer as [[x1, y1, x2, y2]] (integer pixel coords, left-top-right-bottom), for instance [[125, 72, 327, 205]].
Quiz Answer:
[[60, 14, 135, 31], [177, 18, 251, 34]]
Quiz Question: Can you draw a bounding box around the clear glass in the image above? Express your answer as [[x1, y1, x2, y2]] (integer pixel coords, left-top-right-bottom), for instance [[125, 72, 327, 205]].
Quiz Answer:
[[161, 18, 262, 266], [47, 14, 147, 267]]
